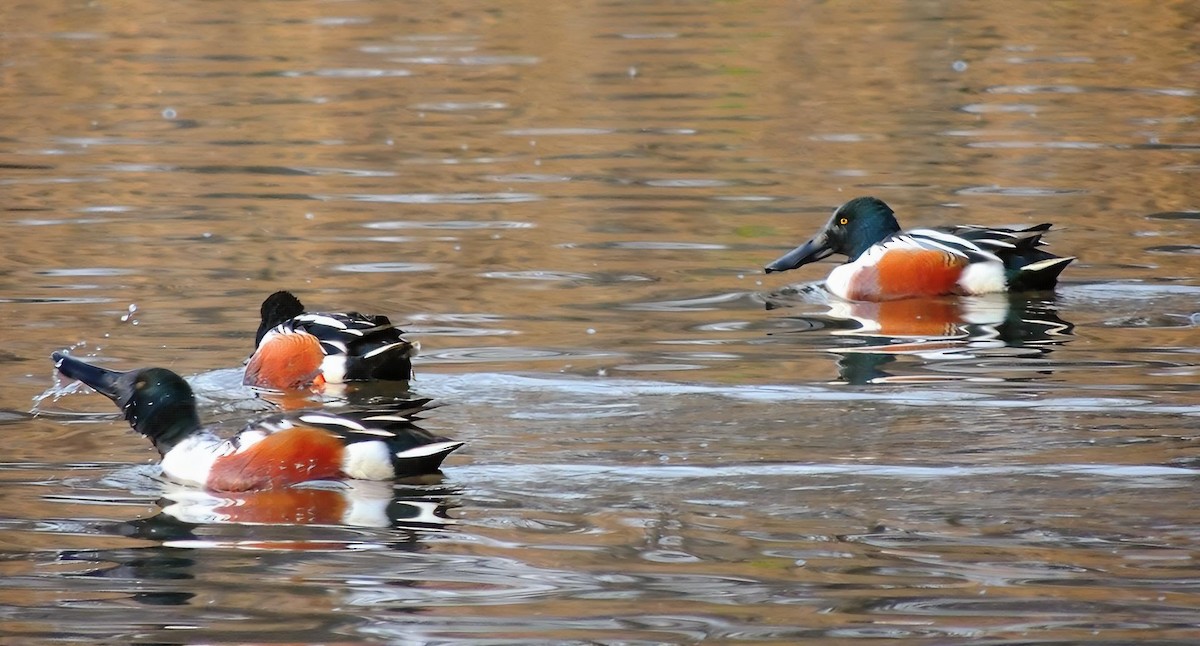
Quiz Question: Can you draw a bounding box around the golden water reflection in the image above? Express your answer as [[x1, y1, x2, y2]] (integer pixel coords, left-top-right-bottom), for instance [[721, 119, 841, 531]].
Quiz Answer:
[[1, 0, 1198, 642]]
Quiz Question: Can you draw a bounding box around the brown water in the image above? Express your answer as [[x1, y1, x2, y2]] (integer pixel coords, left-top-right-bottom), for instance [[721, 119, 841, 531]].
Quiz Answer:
[[3, 0, 1199, 643]]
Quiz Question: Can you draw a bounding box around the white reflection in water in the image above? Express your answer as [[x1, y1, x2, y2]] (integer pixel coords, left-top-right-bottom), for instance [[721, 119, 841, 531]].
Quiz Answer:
[[334, 262, 438, 273]]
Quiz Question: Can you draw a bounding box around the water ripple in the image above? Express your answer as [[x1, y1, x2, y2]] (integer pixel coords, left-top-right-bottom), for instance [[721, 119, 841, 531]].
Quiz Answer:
[[959, 103, 1039, 114], [35, 268, 133, 277], [480, 270, 653, 283], [955, 186, 1086, 196], [364, 219, 534, 230], [485, 173, 573, 183], [623, 291, 756, 312], [568, 241, 727, 251], [411, 101, 508, 111], [387, 55, 540, 66], [333, 262, 438, 273], [1145, 211, 1200, 221], [334, 192, 541, 204], [612, 363, 706, 372], [503, 127, 615, 136], [966, 141, 1111, 150], [417, 372, 1200, 416], [278, 68, 412, 78], [643, 178, 737, 188], [986, 84, 1196, 97], [454, 462, 1198, 485], [420, 347, 617, 364]]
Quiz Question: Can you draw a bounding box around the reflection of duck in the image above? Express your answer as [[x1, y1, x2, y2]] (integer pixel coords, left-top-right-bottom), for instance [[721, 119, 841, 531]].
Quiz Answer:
[[827, 293, 1071, 342], [245, 291, 418, 391], [769, 294, 1074, 384], [155, 480, 457, 529], [52, 353, 462, 492], [55, 482, 458, 611], [765, 197, 1074, 301]]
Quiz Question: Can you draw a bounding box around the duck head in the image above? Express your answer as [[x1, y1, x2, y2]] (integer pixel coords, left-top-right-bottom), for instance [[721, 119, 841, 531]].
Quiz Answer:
[[765, 196, 902, 272], [52, 352, 201, 455], [255, 290, 306, 345]]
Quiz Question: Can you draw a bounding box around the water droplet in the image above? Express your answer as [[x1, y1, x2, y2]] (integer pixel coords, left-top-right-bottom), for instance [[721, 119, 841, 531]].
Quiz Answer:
[[162, 108, 177, 119], [952, 60, 968, 72], [586, 328, 596, 335]]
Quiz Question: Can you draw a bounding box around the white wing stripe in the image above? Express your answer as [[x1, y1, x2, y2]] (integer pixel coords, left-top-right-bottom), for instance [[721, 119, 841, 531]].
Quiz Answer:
[[297, 314, 350, 329], [363, 342, 407, 359], [909, 229, 986, 253], [297, 413, 367, 431], [396, 441, 464, 459]]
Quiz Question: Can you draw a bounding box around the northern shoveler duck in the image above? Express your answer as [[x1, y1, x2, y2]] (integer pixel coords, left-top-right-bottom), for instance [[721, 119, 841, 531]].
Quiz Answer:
[[245, 290, 417, 390], [52, 352, 462, 492], [764, 197, 1075, 301]]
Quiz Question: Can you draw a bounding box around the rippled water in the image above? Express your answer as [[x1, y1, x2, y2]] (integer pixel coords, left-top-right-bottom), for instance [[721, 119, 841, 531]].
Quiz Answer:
[[2, 0, 1199, 643]]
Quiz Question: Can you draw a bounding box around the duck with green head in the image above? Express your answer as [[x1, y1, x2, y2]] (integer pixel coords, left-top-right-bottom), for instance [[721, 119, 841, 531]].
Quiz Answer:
[[52, 352, 461, 492], [765, 196, 1074, 301]]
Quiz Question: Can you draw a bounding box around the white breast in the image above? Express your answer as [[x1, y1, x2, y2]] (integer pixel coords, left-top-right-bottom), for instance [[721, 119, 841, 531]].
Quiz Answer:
[[159, 432, 232, 487]]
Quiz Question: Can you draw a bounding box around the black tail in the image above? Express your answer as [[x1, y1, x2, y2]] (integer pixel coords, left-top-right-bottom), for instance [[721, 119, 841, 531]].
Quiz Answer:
[[1008, 256, 1075, 291], [344, 339, 418, 381], [959, 223, 1073, 292]]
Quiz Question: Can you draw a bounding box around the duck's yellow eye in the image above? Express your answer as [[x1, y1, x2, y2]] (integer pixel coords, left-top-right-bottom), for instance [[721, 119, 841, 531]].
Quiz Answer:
[[135, 379, 147, 390], [839, 217, 849, 225]]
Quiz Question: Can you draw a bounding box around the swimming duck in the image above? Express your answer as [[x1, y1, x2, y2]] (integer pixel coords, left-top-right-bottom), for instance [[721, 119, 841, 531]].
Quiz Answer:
[[765, 197, 1074, 301], [245, 290, 417, 390], [53, 352, 461, 492]]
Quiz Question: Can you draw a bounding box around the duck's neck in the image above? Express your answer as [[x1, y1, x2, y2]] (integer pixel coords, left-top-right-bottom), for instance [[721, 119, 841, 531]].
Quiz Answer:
[[129, 402, 202, 455]]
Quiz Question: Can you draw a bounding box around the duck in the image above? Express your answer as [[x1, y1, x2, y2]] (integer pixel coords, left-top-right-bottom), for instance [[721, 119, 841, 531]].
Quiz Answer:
[[764, 196, 1075, 301], [245, 290, 418, 390], [52, 352, 462, 492]]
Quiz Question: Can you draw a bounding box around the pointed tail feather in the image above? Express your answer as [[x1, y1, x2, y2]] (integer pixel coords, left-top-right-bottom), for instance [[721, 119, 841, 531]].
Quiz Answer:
[[344, 341, 418, 381], [1010, 256, 1075, 291], [393, 441, 464, 475]]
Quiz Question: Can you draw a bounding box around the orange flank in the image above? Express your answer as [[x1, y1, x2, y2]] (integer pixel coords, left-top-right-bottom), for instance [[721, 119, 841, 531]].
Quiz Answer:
[[203, 488, 350, 524], [871, 248, 968, 299], [207, 426, 346, 492], [858, 299, 962, 337], [244, 332, 324, 389]]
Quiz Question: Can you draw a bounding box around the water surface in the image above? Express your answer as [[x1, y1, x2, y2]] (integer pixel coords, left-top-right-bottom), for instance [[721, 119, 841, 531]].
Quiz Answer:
[[2, 0, 1199, 643]]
